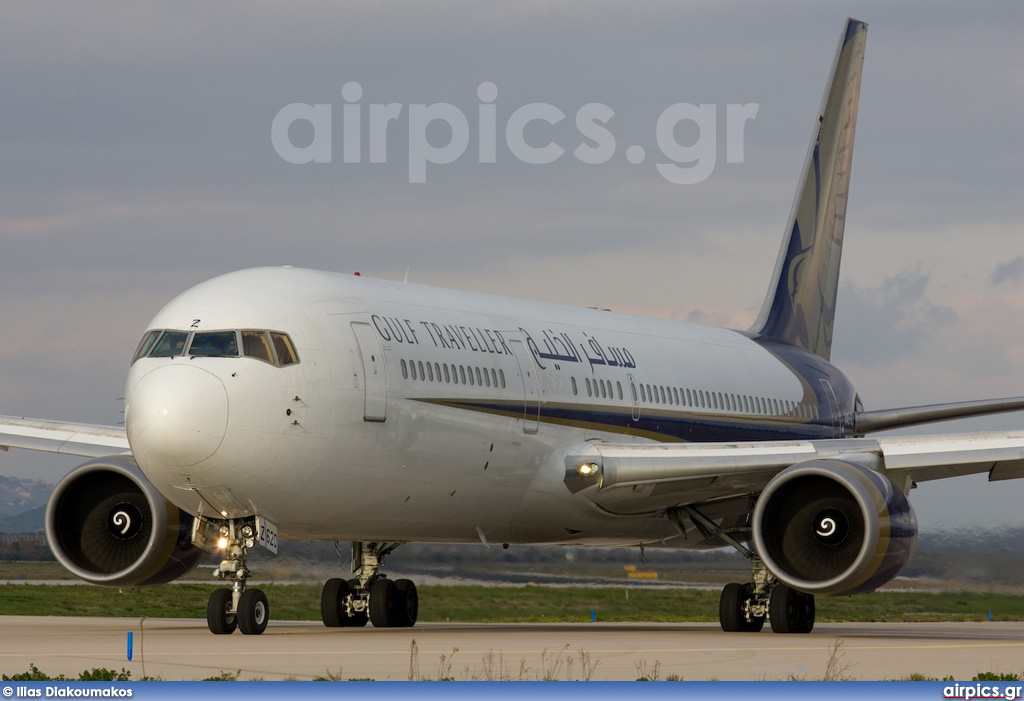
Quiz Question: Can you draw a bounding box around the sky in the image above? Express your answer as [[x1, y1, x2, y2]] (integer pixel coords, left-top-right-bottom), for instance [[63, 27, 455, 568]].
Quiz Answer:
[[1, 1, 1022, 532]]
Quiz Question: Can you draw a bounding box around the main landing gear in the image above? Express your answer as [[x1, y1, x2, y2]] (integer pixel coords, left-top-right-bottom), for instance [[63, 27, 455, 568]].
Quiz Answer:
[[671, 505, 815, 634], [718, 559, 814, 634], [320, 541, 419, 628], [200, 518, 269, 635]]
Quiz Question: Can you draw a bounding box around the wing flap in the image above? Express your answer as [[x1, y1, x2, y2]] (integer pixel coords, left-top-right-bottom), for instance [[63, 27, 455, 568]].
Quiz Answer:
[[0, 416, 130, 457], [874, 432, 1024, 483]]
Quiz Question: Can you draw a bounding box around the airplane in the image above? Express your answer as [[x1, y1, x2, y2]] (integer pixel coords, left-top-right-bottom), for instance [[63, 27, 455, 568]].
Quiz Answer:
[[3, 18, 1024, 636]]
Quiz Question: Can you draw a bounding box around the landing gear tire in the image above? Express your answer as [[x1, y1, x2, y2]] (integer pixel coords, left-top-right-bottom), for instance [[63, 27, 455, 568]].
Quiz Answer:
[[238, 588, 269, 635], [321, 578, 350, 627], [369, 578, 398, 627], [368, 578, 419, 627], [769, 583, 814, 634], [393, 579, 418, 628], [719, 582, 764, 632], [207, 589, 237, 635]]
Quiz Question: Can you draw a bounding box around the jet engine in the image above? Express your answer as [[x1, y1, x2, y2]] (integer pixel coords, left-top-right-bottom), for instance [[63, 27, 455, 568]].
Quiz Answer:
[[45, 456, 204, 586], [752, 459, 917, 596]]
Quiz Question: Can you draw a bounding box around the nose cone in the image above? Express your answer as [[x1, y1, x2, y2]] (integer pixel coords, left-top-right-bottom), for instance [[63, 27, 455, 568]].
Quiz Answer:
[[127, 365, 228, 467]]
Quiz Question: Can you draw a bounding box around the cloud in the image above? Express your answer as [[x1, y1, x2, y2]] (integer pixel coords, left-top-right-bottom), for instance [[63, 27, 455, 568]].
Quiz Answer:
[[992, 256, 1024, 286], [833, 268, 957, 368]]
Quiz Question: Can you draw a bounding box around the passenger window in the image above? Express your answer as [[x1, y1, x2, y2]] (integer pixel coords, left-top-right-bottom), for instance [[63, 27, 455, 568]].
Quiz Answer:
[[499, 369, 506, 389], [617, 382, 623, 400], [242, 330, 274, 363], [410, 362, 418, 380], [490, 369, 498, 387], [401, 359, 409, 379], [571, 377, 578, 396], [443, 364, 451, 383], [132, 330, 161, 363], [149, 330, 189, 358], [270, 333, 299, 366], [475, 367, 483, 386], [459, 366, 467, 384]]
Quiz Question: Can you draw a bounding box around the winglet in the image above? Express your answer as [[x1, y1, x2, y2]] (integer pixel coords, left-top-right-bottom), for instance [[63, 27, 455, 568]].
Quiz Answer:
[[749, 19, 868, 360]]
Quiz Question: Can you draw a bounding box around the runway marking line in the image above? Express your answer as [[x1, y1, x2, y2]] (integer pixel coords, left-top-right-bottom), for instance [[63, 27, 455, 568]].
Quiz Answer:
[[4, 641, 1023, 659]]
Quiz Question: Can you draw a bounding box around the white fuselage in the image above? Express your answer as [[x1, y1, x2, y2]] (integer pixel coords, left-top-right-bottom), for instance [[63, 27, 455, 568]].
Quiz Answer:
[[124, 267, 853, 549]]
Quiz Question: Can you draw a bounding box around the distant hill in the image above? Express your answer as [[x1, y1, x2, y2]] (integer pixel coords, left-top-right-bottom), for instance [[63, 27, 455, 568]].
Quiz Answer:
[[0, 475, 53, 523], [0, 505, 46, 535]]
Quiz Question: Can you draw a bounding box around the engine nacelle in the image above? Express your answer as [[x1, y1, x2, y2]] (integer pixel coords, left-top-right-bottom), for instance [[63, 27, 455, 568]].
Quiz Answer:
[[752, 459, 917, 596], [45, 456, 204, 586]]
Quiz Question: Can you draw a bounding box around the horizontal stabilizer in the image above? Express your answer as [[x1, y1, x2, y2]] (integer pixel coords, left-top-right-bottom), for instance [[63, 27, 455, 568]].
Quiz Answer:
[[855, 397, 1024, 434]]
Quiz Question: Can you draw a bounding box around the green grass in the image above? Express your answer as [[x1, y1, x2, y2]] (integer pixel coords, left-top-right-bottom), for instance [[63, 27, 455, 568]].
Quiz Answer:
[[2, 583, 1023, 622]]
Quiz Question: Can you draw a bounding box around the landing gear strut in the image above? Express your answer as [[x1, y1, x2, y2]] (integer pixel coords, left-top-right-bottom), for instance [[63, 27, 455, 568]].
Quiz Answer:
[[672, 504, 815, 634], [321, 541, 418, 628], [200, 518, 269, 635]]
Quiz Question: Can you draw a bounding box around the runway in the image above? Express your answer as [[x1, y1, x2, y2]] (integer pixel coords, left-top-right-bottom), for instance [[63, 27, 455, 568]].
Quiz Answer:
[[1, 617, 1022, 681]]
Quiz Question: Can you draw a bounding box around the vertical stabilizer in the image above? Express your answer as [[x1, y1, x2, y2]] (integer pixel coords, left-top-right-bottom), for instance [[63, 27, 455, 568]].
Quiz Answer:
[[750, 19, 867, 360]]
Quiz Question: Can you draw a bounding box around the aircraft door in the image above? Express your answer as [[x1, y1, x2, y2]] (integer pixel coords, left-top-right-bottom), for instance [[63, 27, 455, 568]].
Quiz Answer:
[[351, 322, 387, 422], [509, 339, 540, 433], [627, 374, 640, 421]]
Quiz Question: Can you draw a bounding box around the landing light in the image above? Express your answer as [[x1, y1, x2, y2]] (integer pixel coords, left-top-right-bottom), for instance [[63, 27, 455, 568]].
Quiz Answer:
[[577, 462, 600, 476], [217, 537, 229, 549]]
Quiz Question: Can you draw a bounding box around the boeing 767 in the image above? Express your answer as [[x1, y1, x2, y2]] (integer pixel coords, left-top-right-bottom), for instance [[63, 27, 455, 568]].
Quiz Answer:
[[3, 18, 1023, 635]]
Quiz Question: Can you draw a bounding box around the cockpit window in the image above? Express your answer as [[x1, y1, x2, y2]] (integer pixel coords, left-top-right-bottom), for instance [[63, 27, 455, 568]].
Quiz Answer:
[[134, 328, 298, 367], [189, 331, 239, 357], [132, 330, 162, 363], [241, 330, 275, 363], [270, 332, 298, 366], [149, 331, 190, 358]]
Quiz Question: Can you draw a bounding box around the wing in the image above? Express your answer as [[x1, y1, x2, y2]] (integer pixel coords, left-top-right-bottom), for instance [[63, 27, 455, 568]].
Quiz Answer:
[[565, 431, 1024, 516], [0, 415, 130, 458]]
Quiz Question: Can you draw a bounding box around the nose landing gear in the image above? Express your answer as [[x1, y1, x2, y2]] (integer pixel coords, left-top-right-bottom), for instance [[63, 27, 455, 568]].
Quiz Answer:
[[199, 518, 269, 635]]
